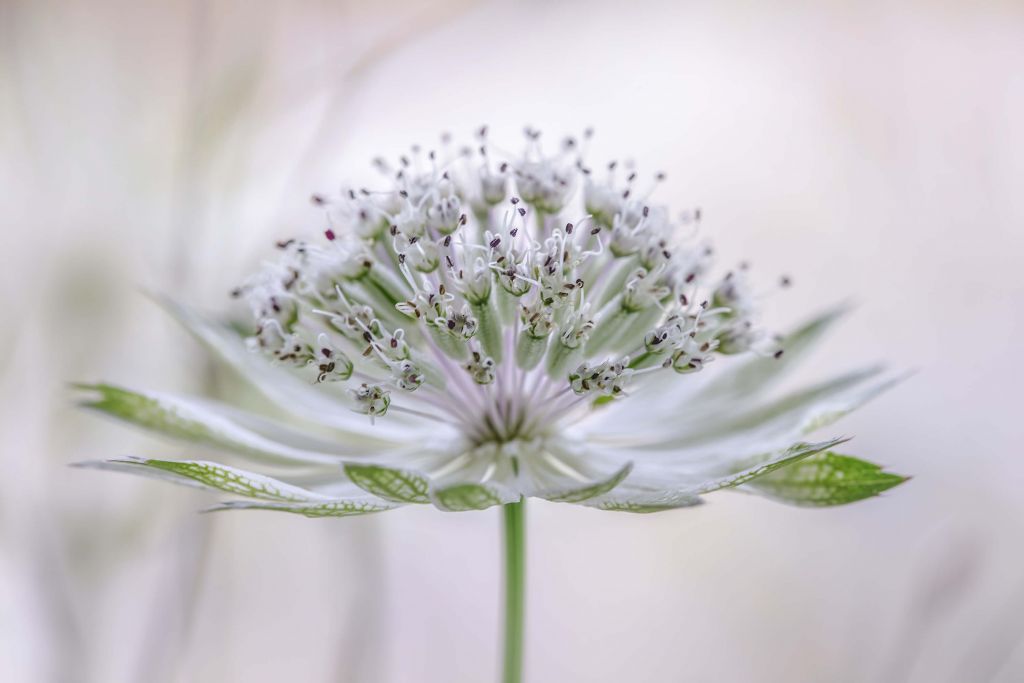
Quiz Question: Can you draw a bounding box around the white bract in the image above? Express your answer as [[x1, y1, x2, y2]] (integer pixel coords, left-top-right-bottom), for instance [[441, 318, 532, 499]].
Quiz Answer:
[[78, 128, 906, 514]]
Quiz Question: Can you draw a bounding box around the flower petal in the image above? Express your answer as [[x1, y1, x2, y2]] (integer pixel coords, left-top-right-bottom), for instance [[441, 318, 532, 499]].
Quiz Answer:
[[579, 305, 850, 437], [742, 451, 909, 506], [430, 482, 520, 511], [577, 438, 842, 512], [694, 304, 852, 404], [343, 463, 431, 504], [584, 486, 704, 513], [155, 296, 431, 438], [204, 499, 396, 517], [77, 456, 334, 501], [76, 383, 395, 465], [580, 438, 890, 512], [695, 437, 849, 493], [536, 462, 634, 504], [588, 367, 902, 459]]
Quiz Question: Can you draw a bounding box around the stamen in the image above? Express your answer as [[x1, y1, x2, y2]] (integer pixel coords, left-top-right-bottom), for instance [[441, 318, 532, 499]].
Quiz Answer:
[[232, 127, 784, 445]]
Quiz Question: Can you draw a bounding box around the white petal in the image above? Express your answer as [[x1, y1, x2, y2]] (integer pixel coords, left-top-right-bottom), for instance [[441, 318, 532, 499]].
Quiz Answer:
[[156, 295, 434, 439], [586, 367, 900, 458], [75, 456, 359, 501], [579, 305, 850, 437], [579, 438, 845, 512], [583, 485, 703, 513], [693, 304, 852, 404], [205, 499, 397, 517], [77, 383, 400, 465]]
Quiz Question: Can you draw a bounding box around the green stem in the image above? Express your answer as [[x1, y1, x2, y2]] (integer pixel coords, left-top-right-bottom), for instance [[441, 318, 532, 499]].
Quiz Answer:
[[501, 499, 526, 683]]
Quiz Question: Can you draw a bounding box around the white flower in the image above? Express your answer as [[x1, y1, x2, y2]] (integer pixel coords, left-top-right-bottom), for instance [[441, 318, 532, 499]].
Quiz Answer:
[[78, 128, 906, 515]]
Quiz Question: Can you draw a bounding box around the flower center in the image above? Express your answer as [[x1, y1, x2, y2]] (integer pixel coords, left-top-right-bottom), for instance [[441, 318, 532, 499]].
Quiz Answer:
[[234, 128, 786, 441]]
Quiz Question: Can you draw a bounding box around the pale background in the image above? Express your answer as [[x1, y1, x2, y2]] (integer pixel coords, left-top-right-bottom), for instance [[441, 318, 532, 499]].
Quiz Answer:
[[2, 0, 1022, 681]]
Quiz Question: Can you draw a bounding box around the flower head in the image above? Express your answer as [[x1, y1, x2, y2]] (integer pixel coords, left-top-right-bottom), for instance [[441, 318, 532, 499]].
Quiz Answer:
[[78, 127, 906, 515]]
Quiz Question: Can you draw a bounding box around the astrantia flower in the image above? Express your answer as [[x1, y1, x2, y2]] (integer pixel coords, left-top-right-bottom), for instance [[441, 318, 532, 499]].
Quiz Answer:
[[78, 127, 905, 512], [77, 127, 906, 682]]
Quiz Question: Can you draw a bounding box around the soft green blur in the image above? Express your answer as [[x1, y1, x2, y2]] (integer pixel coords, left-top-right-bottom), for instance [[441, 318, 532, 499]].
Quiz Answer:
[[2, 0, 1023, 681]]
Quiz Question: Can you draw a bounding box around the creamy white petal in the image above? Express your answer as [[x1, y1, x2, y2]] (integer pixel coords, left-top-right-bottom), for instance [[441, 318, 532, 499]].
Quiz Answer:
[[576, 305, 851, 437], [581, 438, 845, 511], [583, 367, 898, 455], [76, 456, 376, 502], [157, 296, 437, 439], [77, 383, 404, 465]]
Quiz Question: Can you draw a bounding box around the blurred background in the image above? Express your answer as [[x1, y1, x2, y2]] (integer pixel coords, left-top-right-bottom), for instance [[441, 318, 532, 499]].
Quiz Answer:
[[2, 0, 1022, 681]]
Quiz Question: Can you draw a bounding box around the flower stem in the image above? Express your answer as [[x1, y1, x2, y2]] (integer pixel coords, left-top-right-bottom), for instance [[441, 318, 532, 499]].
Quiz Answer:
[[501, 498, 526, 683]]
